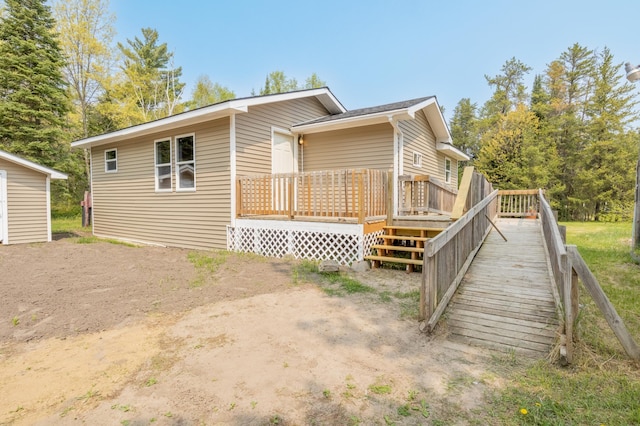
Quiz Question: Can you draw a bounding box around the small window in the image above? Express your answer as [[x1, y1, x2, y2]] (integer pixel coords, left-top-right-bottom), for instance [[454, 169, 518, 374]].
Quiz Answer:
[[155, 139, 172, 191], [445, 158, 452, 183], [105, 149, 117, 173], [176, 134, 195, 190], [413, 151, 423, 168]]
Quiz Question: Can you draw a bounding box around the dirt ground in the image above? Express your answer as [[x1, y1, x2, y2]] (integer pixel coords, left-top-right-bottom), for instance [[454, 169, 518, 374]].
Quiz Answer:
[[0, 234, 503, 425]]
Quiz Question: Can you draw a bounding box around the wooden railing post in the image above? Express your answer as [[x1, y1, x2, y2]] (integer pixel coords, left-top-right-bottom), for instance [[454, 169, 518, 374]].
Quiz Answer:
[[386, 170, 394, 226], [288, 175, 294, 219], [236, 179, 242, 217], [357, 171, 365, 224], [562, 253, 573, 364]]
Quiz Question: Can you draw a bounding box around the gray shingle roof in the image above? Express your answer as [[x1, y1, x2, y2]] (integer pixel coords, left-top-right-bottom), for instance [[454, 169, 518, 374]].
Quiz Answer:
[[295, 96, 435, 127]]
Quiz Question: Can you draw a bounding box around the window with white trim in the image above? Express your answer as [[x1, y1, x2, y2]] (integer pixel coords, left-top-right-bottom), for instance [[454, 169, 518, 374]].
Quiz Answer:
[[105, 149, 117, 173], [413, 151, 422, 168], [445, 158, 452, 183], [155, 139, 172, 191], [176, 134, 195, 190]]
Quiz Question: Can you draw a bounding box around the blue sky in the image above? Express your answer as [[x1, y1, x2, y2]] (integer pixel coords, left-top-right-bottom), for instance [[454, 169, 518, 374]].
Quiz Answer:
[[110, 0, 640, 121]]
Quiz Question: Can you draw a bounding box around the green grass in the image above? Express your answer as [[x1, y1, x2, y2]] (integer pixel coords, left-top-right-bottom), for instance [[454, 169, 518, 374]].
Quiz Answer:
[[51, 216, 83, 234], [187, 250, 229, 287], [292, 260, 375, 296], [481, 221, 640, 425]]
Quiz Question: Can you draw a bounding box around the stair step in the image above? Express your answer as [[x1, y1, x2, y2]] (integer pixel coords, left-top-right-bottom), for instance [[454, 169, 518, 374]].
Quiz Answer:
[[364, 255, 424, 266], [383, 226, 442, 238], [380, 235, 429, 242], [371, 244, 424, 253], [384, 225, 443, 231]]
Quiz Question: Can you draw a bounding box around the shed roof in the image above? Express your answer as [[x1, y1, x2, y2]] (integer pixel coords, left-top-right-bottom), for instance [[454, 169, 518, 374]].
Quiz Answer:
[[0, 150, 68, 179]]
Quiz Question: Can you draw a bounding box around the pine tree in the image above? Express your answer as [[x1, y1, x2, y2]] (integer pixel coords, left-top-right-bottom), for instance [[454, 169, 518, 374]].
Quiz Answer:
[[449, 98, 479, 161], [0, 0, 69, 167]]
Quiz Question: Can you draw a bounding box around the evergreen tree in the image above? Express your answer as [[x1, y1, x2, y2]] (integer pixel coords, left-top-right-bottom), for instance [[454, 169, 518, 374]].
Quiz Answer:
[[259, 70, 299, 95], [449, 98, 479, 161], [108, 27, 185, 124], [0, 0, 69, 167], [576, 48, 639, 220]]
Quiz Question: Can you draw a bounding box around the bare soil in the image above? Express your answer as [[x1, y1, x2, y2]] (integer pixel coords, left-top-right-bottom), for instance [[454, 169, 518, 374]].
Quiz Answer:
[[0, 234, 502, 425]]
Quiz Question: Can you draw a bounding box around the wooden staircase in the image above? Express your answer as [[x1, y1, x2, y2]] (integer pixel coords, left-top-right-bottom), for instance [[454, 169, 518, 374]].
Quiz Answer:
[[365, 225, 444, 272]]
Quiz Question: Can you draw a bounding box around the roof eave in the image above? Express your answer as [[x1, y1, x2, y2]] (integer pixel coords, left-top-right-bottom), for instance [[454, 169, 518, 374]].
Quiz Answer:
[[71, 87, 345, 149], [436, 142, 470, 161], [0, 150, 68, 179], [292, 110, 412, 134], [71, 105, 248, 149]]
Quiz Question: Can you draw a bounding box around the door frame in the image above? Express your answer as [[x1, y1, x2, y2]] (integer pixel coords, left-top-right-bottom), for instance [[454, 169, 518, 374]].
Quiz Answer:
[[0, 170, 8, 244], [271, 126, 297, 174]]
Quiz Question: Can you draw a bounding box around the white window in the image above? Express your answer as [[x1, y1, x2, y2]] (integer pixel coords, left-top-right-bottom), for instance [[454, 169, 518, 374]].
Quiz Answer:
[[445, 158, 452, 183], [155, 139, 172, 192], [105, 149, 117, 173], [176, 134, 196, 190], [413, 151, 422, 168]]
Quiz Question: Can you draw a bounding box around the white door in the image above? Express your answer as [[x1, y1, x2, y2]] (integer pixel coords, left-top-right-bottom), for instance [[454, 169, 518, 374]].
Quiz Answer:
[[0, 170, 6, 244], [272, 131, 295, 174], [272, 131, 295, 212]]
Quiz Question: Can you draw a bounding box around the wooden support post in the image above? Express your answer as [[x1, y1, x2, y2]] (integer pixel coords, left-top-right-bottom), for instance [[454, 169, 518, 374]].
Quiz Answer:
[[420, 254, 436, 322], [562, 253, 573, 364], [236, 179, 242, 217], [386, 170, 394, 226], [288, 175, 294, 219], [358, 172, 365, 224], [567, 245, 640, 360]]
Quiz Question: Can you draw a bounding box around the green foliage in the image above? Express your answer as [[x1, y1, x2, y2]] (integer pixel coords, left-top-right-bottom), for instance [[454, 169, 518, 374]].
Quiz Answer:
[[450, 98, 479, 162], [0, 0, 70, 166], [188, 74, 235, 109], [104, 27, 185, 126], [466, 44, 639, 221], [258, 70, 326, 95]]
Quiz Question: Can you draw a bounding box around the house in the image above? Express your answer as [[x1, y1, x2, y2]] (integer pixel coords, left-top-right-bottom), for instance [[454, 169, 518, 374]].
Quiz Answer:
[[0, 150, 68, 245], [71, 88, 468, 263]]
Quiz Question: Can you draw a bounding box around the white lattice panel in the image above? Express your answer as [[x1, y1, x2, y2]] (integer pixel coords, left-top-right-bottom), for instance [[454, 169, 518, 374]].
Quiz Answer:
[[227, 223, 383, 266]]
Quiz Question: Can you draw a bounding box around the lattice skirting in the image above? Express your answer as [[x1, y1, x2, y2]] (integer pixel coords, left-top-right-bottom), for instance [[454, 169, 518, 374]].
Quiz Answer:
[[227, 220, 383, 266]]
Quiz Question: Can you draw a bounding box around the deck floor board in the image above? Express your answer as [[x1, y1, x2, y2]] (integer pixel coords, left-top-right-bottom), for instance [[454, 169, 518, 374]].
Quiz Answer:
[[445, 218, 559, 357]]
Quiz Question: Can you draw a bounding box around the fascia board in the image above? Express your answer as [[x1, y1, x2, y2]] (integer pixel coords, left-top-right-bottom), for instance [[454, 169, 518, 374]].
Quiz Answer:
[[0, 150, 68, 179]]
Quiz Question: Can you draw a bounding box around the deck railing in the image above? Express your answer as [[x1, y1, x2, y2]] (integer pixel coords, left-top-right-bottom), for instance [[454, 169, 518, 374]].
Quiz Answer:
[[498, 189, 540, 217], [398, 175, 457, 216], [420, 169, 497, 331], [236, 169, 389, 223]]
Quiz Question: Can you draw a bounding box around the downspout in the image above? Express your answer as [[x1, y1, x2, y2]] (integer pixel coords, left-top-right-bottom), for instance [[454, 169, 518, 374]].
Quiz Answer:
[[389, 116, 404, 220]]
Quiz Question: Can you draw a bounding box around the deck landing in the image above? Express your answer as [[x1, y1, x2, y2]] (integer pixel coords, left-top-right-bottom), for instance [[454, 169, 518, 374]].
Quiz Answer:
[[445, 218, 560, 357]]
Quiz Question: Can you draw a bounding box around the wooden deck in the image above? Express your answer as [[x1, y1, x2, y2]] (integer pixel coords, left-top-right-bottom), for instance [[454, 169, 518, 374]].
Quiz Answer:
[[444, 218, 560, 357]]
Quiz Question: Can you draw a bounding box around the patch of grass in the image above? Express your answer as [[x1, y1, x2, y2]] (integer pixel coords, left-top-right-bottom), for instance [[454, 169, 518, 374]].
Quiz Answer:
[[480, 221, 640, 425], [11, 316, 19, 327], [368, 383, 392, 395], [144, 377, 157, 387], [187, 250, 229, 287], [74, 235, 137, 247], [292, 259, 375, 296], [51, 216, 83, 234]]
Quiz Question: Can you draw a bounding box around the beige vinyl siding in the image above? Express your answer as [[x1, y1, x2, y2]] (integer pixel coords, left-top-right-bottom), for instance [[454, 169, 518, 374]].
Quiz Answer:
[[236, 97, 329, 175], [301, 123, 394, 171], [91, 118, 230, 249], [400, 110, 458, 187], [0, 159, 49, 244]]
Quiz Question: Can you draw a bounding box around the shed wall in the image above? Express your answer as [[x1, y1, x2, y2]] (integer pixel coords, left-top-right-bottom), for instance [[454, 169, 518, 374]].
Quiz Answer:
[[0, 158, 49, 244]]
